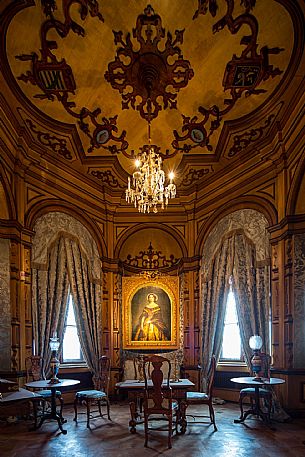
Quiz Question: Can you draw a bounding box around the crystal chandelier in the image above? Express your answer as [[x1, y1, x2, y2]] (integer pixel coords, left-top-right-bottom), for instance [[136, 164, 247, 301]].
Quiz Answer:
[[125, 124, 176, 214]]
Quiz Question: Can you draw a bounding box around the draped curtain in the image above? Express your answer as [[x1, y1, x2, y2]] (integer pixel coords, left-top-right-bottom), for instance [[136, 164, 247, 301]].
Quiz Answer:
[[201, 231, 270, 385], [232, 233, 270, 368], [32, 237, 70, 377], [65, 237, 102, 387], [32, 235, 102, 384]]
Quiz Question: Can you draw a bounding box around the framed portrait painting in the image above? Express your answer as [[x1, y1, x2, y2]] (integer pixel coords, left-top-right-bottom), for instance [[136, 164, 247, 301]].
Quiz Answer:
[[122, 275, 179, 350]]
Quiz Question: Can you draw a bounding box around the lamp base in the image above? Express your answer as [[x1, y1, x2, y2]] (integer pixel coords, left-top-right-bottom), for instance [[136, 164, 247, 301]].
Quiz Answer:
[[252, 376, 262, 382], [48, 377, 60, 384]]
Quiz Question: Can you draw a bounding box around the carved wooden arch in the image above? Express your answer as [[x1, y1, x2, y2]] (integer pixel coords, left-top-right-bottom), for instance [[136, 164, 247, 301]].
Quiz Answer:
[[114, 223, 188, 260], [195, 196, 277, 257], [24, 199, 107, 258], [286, 152, 305, 216], [0, 162, 17, 220]]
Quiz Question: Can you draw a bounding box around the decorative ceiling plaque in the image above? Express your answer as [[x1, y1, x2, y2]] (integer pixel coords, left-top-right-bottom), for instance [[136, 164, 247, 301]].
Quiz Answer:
[[105, 5, 194, 123]]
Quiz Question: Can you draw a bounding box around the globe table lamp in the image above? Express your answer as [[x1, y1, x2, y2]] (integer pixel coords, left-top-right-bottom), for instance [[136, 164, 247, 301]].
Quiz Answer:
[[249, 335, 263, 381]]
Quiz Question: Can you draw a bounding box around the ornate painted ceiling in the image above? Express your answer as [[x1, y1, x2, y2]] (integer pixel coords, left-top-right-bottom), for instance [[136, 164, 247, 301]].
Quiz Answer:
[[1, 0, 299, 199]]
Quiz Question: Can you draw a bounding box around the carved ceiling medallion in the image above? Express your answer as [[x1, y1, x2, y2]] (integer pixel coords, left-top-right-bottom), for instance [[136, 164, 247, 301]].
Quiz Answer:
[[105, 5, 194, 123]]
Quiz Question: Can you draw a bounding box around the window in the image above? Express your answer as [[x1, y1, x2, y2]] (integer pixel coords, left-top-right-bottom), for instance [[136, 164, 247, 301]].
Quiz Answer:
[[220, 286, 243, 361], [61, 293, 84, 363]]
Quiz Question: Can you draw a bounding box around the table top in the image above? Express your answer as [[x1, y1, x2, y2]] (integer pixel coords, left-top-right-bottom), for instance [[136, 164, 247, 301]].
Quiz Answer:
[[25, 379, 80, 389], [116, 379, 194, 389], [0, 388, 39, 403], [230, 376, 285, 386]]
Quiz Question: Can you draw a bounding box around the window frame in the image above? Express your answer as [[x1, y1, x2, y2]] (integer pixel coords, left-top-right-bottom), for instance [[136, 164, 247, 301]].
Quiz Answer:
[[59, 293, 86, 367], [219, 285, 245, 364]]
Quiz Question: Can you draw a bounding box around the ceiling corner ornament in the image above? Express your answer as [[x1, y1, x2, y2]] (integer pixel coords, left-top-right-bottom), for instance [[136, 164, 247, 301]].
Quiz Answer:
[[25, 119, 73, 160], [15, 0, 129, 155], [105, 4, 194, 123], [227, 114, 275, 157]]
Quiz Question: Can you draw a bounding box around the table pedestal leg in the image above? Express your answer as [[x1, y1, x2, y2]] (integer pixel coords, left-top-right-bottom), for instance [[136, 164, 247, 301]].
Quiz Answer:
[[234, 386, 270, 425], [33, 387, 67, 434]]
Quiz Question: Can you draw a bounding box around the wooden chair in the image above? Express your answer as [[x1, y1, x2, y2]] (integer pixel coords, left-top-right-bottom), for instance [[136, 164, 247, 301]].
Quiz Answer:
[[25, 355, 64, 417], [143, 355, 179, 449], [73, 356, 111, 428], [185, 355, 217, 431], [239, 353, 272, 421]]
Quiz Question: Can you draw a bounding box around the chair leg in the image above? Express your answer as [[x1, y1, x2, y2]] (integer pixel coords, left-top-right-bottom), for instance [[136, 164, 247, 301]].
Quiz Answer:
[[98, 399, 102, 418], [106, 398, 111, 420], [209, 403, 217, 431], [86, 399, 91, 428], [73, 397, 78, 422], [168, 416, 172, 449], [144, 415, 148, 448], [239, 395, 244, 420], [267, 395, 272, 422]]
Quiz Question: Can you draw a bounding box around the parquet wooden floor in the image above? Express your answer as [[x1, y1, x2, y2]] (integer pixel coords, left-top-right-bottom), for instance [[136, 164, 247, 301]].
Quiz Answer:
[[1, 402, 305, 457]]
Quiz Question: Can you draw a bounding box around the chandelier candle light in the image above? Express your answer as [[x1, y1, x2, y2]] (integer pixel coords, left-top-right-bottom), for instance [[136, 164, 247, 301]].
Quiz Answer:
[[126, 124, 176, 214]]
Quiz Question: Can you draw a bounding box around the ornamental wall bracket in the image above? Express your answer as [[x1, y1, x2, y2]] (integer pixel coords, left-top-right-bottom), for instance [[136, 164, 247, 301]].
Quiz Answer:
[[105, 4, 194, 123], [124, 242, 179, 269]]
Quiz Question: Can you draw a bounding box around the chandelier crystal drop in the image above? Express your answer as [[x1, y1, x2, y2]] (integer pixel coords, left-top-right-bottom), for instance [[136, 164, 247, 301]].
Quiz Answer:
[[125, 126, 176, 214]]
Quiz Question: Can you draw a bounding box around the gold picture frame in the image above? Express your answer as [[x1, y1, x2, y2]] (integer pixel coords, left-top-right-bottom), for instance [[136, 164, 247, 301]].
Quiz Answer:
[[122, 275, 179, 350]]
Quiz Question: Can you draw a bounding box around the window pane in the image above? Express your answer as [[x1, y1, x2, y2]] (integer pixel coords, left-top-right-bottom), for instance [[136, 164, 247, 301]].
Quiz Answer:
[[63, 326, 82, 361], [221, 288, 242, 360], [222, 323, 241, 359], [62, 294, 83, 362], [66, 295, 76, 325]]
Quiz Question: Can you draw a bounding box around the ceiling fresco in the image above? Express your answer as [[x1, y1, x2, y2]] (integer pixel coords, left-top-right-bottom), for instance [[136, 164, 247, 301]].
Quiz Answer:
[[2, 0, 295, 193]]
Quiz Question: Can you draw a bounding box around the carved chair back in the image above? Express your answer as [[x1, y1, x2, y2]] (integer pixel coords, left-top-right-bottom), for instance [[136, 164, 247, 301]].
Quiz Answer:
[[206, 355, 216, 397], [96, 355, 111, 394], [25, 355, 46, 382], [143, 355, 172, 412]]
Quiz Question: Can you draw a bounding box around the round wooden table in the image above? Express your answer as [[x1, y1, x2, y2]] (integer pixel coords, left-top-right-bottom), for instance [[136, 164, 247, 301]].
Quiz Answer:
[[230, 376, 285, 425], [25, 378, 80, 434]]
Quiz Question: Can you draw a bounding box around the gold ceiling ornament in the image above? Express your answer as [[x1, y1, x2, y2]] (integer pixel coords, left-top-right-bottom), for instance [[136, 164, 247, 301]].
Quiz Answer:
[[125, 122, 176, 214]]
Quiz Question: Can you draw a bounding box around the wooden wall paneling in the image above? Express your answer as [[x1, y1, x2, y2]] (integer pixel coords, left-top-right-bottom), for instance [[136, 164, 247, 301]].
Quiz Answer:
[[284, 236, 294, 369], [10, 240, 20, 371]]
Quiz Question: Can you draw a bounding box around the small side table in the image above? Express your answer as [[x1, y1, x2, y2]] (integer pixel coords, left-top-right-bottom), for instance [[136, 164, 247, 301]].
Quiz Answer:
[[25, 379, 80, 434], [230, 376, 285, 425]]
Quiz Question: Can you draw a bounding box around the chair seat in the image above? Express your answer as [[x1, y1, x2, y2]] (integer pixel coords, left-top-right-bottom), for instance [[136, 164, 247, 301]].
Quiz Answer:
[[240, 387, 270, 396], [37, 389, 61, 397], [75, 390, 107, 399], [186, 391, 208, 401]]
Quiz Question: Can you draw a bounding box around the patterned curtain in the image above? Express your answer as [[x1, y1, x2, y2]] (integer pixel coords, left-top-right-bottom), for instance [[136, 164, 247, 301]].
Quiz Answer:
[[232, 233, 270, 369], [64, 237, 102, 387], [32, 237, 70, 376], [201, 231, 270, 384], [32, 235, 102, 383], [201, 237, 234, 386]]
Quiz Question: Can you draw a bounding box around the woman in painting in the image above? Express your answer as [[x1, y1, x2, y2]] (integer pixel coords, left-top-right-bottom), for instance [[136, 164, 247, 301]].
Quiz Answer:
[[134, 293, 169, 341]]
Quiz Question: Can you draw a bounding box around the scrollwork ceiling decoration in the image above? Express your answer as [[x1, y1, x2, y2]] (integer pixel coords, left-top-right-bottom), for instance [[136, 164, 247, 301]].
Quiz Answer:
[[15, 0, 128, 156], [173, 0, 284, 153], [14, 0, 284, 164], [105, 4, 194, 124]]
